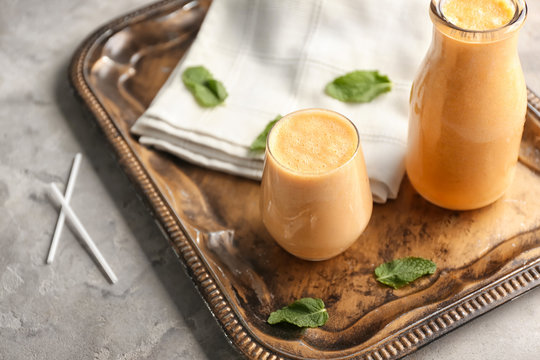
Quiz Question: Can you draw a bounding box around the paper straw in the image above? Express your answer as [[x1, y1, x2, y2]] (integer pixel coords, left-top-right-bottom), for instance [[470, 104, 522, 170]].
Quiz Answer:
[[49, 183, 118, 284], [528, 102, 540, 120], [47, 153, 82, 264]]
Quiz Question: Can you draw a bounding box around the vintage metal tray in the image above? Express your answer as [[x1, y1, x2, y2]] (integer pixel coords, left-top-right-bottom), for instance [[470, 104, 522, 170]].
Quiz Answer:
[[69, 0, 540, 358]]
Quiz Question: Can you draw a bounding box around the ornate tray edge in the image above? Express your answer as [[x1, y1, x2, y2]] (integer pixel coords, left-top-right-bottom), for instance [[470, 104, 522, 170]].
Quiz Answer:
[[67, 1, 540, 359]]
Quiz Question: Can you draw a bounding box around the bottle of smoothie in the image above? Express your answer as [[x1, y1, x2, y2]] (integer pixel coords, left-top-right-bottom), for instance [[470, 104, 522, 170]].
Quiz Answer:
[[260, 109, 372, 261], [406, 0, 528, 210]]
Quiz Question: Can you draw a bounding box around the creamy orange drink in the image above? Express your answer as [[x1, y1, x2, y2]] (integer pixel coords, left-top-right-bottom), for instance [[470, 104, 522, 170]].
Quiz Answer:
[[406, 0, 527, 210], [260, 109, 372, 261]]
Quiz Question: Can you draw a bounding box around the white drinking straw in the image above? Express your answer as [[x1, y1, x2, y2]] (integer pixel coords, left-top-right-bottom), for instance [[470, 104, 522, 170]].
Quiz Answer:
[[49, 183, 118, 284], [528, 101, 540, 120], [47, 153, 82, 264]]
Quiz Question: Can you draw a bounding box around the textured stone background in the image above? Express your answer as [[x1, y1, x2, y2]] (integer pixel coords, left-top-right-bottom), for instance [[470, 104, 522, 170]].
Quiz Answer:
[[0, 0, 539, 359]]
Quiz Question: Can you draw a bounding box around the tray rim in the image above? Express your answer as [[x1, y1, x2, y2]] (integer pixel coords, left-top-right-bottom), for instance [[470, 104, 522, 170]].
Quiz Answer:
[[68, 1, 540, 359]]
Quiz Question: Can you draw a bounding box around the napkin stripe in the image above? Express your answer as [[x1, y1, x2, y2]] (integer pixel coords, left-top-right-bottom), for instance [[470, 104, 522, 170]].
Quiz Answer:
[[190, 0, 260, 130], [288, 0, 323, 111]]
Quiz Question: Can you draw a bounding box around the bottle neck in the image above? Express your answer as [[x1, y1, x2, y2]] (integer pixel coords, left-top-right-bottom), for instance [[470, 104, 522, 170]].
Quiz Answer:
[[431, 24, 520, 58]]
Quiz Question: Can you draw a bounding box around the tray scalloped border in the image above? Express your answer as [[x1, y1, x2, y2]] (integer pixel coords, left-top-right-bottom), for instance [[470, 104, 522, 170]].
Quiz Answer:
[[68, 1, 540, 359]]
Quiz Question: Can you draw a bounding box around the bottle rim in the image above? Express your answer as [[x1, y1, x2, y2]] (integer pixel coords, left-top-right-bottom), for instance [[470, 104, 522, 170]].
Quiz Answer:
[[430, 0, 527, 42]]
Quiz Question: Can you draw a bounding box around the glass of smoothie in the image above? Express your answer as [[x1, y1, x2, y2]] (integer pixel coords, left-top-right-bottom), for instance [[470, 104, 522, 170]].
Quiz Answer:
[[260, 109, 372, 261], [406, 0, 528, 210]]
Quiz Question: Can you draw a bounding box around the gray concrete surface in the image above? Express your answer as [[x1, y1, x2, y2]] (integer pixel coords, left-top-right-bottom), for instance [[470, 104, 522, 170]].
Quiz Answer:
[[0, 0, 539, 359]]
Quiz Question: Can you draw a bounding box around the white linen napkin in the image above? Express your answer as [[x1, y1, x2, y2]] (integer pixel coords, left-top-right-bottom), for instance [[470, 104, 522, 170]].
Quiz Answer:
[[131, 0, 432, 203]]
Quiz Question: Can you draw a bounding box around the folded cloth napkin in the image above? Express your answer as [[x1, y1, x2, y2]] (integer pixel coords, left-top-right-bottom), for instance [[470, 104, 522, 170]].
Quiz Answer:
[[131, 0, 431, 203]]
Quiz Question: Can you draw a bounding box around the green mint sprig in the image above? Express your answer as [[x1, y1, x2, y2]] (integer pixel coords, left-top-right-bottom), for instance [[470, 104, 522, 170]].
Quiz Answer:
[[325, 70, 392, 103], [375, 257, 436, 289], [182, 66, 228, 107], [267, 297, 328, 328], [250, 115, 282, 152]]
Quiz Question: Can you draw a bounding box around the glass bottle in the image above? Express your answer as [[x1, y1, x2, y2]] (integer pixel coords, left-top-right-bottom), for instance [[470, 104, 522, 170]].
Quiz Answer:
[[406, 0, 527, 210]]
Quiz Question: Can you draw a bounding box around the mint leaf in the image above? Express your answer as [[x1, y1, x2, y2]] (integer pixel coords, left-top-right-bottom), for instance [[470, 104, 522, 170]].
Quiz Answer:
[[267, 298, 328, 328], [250, 115, 281, 152], [189, 83, 224, 107], [182, 66, 228, 107], [206, 79, 228, 101], [182, 66, 213, 84], [325, 70, 392, 103], [375, 257, 436, 289]]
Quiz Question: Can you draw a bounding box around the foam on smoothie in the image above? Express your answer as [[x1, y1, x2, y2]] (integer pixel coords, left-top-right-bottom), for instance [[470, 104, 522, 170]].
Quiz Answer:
[[268, 110, 358, 174], [442, 0, 515, 30]]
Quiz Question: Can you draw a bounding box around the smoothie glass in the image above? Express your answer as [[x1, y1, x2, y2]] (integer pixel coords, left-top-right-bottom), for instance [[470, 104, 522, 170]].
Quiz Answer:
[[406, 0, 528, 210], [260, 109, 372, 261]]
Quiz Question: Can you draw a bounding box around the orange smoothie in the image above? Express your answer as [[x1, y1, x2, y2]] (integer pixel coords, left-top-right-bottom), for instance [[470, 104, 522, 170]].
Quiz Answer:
[[406, 0, 527, 210], [260, 109, 372, 261], [442, 0, 515, 30]]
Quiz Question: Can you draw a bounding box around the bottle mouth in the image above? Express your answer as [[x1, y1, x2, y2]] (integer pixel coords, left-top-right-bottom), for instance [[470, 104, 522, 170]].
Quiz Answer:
[[430, 0, 527, 42]]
